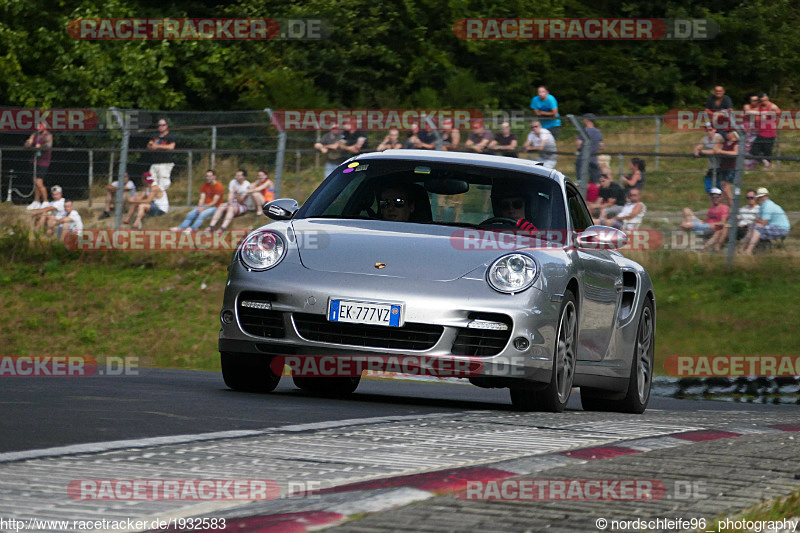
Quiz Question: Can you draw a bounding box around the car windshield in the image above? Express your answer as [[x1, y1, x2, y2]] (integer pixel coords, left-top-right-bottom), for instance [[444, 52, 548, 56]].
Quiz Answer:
[[296, 159, 567, 230]]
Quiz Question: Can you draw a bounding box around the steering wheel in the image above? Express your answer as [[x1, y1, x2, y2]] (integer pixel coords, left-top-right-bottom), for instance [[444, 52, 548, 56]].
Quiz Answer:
[[480, 217, 518, 227]]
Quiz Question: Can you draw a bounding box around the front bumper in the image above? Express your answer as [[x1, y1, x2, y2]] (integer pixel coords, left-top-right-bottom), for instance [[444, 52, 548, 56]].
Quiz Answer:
[[219, 258, 562, 384]]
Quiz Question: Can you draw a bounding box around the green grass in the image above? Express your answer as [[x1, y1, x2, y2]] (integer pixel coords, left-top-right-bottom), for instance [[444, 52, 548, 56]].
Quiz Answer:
[[704, 489, 800, 533], [2, 229, 799, 374]]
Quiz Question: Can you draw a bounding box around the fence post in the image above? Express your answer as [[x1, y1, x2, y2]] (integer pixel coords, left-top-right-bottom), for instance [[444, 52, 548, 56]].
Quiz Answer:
[[110, 108, 130, 230], [567, 114, 590, 199], [294, 150, 302, 197], [187, 151, 193, 207], [210, 126, 217, 170], [725, 127, 747, 265], [108, 152, 114, 184], [88, 150, 94, 207], [654, 116, 661, 170], [265, 108, 285, 198], [314, 129, 321, 170]]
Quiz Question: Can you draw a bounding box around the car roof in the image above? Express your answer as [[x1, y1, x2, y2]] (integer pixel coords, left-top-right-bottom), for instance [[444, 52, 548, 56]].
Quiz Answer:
[[349, 150, 566, 186]]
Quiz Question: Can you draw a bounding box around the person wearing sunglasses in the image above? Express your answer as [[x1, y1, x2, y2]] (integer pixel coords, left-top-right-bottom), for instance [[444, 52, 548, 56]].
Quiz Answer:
[[497, 194, 536, 232], [379, 187, 416, 222]]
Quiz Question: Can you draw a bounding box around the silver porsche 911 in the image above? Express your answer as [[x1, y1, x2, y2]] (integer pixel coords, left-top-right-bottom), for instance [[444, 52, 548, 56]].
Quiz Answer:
[[218, 150, 655, 413]]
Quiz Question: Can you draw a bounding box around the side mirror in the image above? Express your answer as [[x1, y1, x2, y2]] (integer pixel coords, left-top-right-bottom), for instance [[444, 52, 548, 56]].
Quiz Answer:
[[575, 225, 628, 250], [265, 199, 299, 220]]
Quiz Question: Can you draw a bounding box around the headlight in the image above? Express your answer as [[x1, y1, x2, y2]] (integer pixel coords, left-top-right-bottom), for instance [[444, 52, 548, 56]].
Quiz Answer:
[[487, 253, 538, 294], [239, 230, 286, 271]]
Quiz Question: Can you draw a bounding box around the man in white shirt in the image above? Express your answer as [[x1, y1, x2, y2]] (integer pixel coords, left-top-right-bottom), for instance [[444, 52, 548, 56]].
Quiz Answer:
[[100, 172, 136, 219], [523, 121, 557, 168], [30, 185, 66, 232], [207, 169, 252, 232], [47, 199, 83, 242]]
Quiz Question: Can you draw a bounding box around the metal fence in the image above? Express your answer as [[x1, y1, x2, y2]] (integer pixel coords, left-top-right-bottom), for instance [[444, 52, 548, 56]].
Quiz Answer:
[[1, 108, 797, 258]]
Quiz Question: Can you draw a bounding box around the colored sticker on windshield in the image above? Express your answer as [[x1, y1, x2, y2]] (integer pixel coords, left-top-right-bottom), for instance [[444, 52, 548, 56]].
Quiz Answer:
[[414, 166, 431, 174]]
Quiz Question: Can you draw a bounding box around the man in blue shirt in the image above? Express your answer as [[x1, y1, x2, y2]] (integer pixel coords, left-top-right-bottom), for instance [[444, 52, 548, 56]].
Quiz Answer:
[[743, 187, 791, 254], [530, 86, 561, 140]]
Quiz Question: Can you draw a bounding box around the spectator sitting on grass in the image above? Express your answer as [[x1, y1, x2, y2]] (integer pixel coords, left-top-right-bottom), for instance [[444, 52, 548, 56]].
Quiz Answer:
[[100, 172, 136, 219], [701, 189, 760, 252], [171, 169, 224, 232], [122, 172, 169, 229], [622, 158, 646, 191], [207, 169, 251, 232], [680, 187, 728, 237], [589, 174, 625, 221], [46, 199, 83, 243], [600, 188, 646, 230], [30, 185, 65, 232], [742, 187, 791, 255], [249, 169, 275, 216]]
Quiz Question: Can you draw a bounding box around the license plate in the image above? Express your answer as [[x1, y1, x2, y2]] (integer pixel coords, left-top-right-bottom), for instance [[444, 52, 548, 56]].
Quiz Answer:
[[328, 299, 403, 327]]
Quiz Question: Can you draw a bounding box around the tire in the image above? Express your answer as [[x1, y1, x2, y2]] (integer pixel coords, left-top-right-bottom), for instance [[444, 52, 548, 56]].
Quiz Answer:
[[220, 352, 281, 393], [580, 299, 655, 413], [293, 376, 361, 397], [511, 290, 578, 412]]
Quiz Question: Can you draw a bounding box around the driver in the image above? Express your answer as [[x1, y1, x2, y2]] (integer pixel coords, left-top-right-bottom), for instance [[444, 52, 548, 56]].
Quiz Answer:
[[379, 186, 416, 222], [496, 193, 537, 231]]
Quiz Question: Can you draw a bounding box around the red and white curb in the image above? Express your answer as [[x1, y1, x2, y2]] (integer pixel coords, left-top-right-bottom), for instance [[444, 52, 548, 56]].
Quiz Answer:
[[162, 424, 799, 532]]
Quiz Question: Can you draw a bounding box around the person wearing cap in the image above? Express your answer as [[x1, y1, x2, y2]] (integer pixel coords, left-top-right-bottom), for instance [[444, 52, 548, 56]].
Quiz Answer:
[[743, 187, 791, 255], [46, 199, 83, 243], [694, 123, 724, 193], [29, 185, 65, 232], [575, 113, 604, 183], [680, 187, 729, 236], [701, 189, 760, 252], [122, 172, 169, 229]]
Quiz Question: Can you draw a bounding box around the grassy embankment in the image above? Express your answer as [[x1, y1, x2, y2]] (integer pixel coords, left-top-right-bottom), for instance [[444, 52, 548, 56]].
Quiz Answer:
[[2, 208, 797, 374]]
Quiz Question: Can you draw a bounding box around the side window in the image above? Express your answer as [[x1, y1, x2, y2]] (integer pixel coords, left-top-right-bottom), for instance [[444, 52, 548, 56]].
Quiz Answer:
[[567, 186, 593, 231]]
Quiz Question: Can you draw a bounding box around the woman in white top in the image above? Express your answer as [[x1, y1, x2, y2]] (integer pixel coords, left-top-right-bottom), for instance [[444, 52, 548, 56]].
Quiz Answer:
[[208, 169, 251, 231]]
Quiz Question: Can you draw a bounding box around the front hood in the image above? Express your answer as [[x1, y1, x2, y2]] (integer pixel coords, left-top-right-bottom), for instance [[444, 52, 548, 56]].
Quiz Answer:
[[291, 219, 542, 281]]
